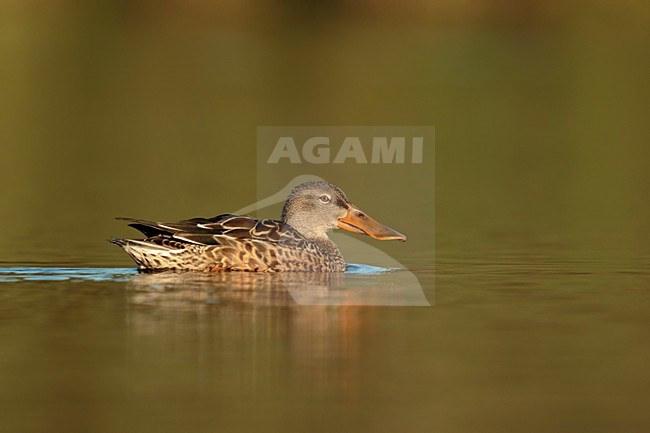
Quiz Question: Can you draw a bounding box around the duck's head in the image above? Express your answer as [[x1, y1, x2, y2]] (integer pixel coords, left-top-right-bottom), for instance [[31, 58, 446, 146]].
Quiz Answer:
[[281, 181, 406, 242]]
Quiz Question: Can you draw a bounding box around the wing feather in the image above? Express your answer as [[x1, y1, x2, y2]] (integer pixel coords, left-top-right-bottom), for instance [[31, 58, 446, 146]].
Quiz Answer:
[[118, 214, 306, 248]]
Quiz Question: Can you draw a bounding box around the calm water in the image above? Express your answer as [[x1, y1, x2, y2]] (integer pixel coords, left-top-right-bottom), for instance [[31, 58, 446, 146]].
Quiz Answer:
[[1, 238, 649, 433]]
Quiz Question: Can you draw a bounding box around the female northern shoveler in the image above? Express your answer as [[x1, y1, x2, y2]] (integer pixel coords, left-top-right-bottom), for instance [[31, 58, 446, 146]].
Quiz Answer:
[[110, 180, 405, 272]]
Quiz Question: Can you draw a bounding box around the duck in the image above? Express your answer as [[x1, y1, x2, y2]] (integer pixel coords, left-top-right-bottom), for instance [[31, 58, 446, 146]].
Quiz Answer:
[[110, 180, 405, 272]]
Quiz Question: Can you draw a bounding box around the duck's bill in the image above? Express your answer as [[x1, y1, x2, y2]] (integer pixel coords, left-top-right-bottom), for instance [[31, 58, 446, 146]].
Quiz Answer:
[[337, 205, 406, 241]]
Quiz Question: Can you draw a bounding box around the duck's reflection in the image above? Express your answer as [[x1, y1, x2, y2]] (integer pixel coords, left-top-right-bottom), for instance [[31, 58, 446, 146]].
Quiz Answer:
[[126, 271, 345, 308], [126, 268, 429, 307], [124, 271, 367, 401]]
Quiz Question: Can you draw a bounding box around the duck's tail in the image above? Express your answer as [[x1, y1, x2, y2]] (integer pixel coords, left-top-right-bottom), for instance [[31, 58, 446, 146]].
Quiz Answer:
[[108, 238, 187, 271]]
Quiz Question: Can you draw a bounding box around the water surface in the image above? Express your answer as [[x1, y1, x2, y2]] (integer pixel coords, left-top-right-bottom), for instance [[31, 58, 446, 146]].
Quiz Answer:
[[1, 242, 648, 433]]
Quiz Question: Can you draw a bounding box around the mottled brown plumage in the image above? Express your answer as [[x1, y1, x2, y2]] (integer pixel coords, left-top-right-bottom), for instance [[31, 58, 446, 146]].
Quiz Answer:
[[110, 181, 405, 272]]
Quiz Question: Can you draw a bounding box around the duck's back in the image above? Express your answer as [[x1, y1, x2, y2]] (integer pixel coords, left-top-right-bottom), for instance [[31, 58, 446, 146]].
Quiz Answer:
[[110, 214, 345, 272]]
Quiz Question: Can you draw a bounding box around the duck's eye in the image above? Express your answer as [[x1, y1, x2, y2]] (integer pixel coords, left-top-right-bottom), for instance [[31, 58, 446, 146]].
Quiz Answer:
[[319, 194, 331, 203]]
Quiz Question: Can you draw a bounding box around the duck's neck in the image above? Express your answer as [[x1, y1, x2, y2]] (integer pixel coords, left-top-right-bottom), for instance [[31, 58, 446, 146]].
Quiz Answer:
[[284, 219, 346, 271], [282, 210, 330, 242]]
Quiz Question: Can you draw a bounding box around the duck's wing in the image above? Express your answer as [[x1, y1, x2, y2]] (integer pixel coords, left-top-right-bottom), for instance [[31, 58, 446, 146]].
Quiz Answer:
[[118, 214, 306, 247], [118, 214, 238, 238]]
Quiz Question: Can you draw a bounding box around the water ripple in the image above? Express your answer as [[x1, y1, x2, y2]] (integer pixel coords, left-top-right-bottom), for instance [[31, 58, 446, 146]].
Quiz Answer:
[[0, 264, 393, 283], [0, 267, 137, 282]]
